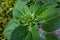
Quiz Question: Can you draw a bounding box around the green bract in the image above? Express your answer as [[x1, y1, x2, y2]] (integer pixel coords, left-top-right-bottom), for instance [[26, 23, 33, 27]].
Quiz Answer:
[[3, 0, 60, 40]]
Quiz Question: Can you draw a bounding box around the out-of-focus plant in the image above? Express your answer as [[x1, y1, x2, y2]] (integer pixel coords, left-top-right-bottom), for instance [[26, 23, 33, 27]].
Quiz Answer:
[[3, 0, 60, 40]]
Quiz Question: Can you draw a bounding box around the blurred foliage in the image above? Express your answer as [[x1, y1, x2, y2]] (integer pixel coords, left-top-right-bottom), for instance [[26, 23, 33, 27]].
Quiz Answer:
[[0, 0, 60, 40], [0, 0, 16, 40]]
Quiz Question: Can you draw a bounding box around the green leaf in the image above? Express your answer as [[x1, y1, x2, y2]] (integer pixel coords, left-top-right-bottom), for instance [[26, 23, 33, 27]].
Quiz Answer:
[[34, 2, 57, 18], [30, 4, 39, 14], [3, 19, 20, 40], [37, 1, 60, 32], [25, 25, 40, 40], [25, 32, 33, 40], [46, 33, 59, 40], [13, 0, 31, 20], [41, 0, 57, 4], [41, 8, 60, 32], [3, 18, 29, 40], [57, 0, 60, 2], [35, 4, 51, 16], [10, 25, 29, 40], [31, 25, 40, 40], [39, 2, 57, 16], [42, 16, 60, 32]]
